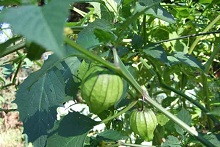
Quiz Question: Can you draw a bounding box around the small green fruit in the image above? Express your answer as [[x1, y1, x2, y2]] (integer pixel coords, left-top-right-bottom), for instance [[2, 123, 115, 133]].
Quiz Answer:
[[81, 66, 123, 114], [130, 109, 157, 141]]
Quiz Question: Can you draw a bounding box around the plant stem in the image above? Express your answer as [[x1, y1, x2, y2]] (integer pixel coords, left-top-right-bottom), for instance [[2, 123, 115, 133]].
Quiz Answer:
[[156, 30, 220, 44], [142, 15, 147, 46], [64, 37, 214, 146], [12, 54, 24, 85], [188, 14, 220, 54], [0, 41, 26, 57], [202, 74, 214, 129], [101, 100, 138, 124], [0, 108, 17, 112], [204, 44, 220, 73], [111, 46, 120, 68], [116, 2, 160, 43], [64, 37, 118, 72]]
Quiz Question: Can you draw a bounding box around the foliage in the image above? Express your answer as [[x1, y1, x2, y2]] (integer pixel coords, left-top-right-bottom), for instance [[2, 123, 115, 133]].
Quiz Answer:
[[0, 0, 220, 146]]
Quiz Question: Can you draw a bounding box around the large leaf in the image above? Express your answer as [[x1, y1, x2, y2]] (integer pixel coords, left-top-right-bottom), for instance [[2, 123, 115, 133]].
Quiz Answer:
[[47, 112, 98, 147], [1, 0, 71, 57], [14, 51, 81, 146]]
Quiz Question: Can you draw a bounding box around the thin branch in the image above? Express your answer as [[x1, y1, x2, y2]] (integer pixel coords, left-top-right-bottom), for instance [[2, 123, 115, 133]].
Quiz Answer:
[[156, 30, 220, 44]]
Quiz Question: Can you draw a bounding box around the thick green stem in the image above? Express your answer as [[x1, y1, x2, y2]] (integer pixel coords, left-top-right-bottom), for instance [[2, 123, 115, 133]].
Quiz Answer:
[[188, 14, 220, 54], [64, 37, 118, 71], [64, 37, 214, 146]]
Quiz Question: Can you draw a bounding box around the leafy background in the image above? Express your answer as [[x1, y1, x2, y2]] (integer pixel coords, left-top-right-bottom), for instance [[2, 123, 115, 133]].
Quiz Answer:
[[0, 0, 220, 146]]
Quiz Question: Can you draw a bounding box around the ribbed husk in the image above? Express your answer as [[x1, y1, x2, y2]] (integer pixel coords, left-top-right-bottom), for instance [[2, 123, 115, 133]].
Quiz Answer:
[[130, 109, 157, 141], [81, 66, 123, 114]]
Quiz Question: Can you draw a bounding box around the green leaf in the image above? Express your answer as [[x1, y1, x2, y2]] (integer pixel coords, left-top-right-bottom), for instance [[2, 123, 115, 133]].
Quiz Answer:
[[207, 107, 220, 116], [60, 56, 81, 100], [175, 107, 192, 135], [172, 52, 204, 70], [162, 96, 178, 108], [146, 5, 175, 23], [199, 0, 213, 3], [15, 67, 65, 147], [100, 3, 114, 22], [157, 113, 169, 126], [94, 28, 116, 43], [1, 63, 14, 79], [143, 44, 169, 64], [0, 0, 21, 5], [103, 0, 119, 14], [1, 0, 71, 57], [167, 56, 179, 65], [138, 0, 161, 6], [47, 112, 98, 147], [177, 107, 192, 125], [76, 19, 112, 49], [203, 133, 220, 146], [137, 0, 175, 23], [153, 125, 165, 145], [26, 42, 45, 60], [0, 36, 23, 57], [97, 129, 129, 141], [77, 60, 90, 80], [162, 135, 181, 147], [131, 34, 143, 49], [14, 53, 81, 146]]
